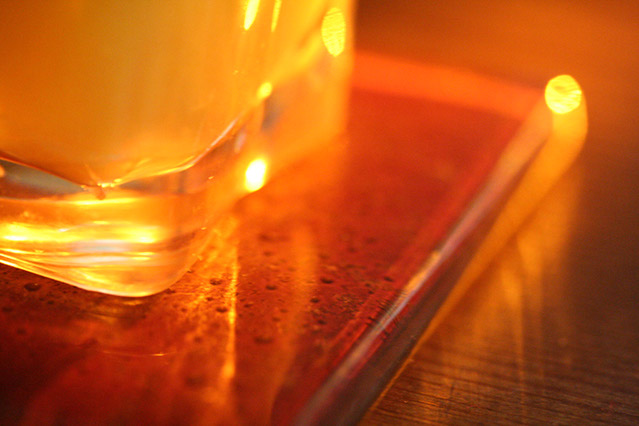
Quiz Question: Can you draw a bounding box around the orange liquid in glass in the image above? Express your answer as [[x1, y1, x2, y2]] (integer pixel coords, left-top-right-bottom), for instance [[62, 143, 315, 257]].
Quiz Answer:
[[0, 0, 353, 295]]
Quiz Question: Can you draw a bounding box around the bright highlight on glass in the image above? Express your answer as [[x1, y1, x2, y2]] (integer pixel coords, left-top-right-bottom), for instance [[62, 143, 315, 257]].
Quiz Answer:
[[244, 0, 260, 30], [258, 82, 273, 99], [271, 0, 282, 32], [244, 159, 268, 192], [321, 7, 346, 57], [1, 222, 161, 245], [545, 75, 582, 114]]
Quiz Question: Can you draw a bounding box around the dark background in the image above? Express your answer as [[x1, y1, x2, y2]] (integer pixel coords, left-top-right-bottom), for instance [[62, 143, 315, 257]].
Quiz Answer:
[[356, 1, 639, 423]]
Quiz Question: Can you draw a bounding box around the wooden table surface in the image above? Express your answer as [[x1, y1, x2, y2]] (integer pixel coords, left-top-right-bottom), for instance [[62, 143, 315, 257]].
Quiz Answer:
[[357, 1, 639, 424]]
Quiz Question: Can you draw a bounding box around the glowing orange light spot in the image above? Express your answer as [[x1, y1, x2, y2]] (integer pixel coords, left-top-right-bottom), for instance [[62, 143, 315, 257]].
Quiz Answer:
[[244, 0, 260, 30], [271, 0, 282, 32], [321, 7, 346, 57], [258, 81, 272, 99], [244, 159, 267, 192], [545, 75, 582, 114], [0, 222, 164, 246], [126, 230, 157, 244]]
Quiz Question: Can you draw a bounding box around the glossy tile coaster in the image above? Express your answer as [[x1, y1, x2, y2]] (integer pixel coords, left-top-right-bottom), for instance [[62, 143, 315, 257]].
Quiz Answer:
[[0, 53, 585, 425]]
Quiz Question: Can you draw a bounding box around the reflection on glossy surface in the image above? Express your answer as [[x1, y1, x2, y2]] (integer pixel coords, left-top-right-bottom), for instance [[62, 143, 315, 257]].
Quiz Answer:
[[258, 81, 273, 99], [243, 0, 260, 30], [545, 75, 582, 114], [271, 0, 282, 32], [322, 7, 347, 57], [364, 164, 586, 425], [0, 222, 161, 245], [244, 158, 268, 192], [424, 79, 587, 342], [367, 77, 588, 426]]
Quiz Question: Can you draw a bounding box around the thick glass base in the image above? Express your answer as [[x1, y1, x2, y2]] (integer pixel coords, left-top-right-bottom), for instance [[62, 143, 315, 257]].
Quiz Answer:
[[0, 57, 350, 296]]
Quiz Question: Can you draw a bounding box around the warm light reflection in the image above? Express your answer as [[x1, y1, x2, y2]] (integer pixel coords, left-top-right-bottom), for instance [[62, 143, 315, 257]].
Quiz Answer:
[[124, 228, 158, 244], [243, 0, 260, 30], [191, 216, 239, 408], [321, 7, 346, 57], [545, 75, 582, 114], [0, 222, 161, 245], [271, 0, 282, 32], [258, 81, 273, 99], [72, 197, 135, 206], [420, 81, 587, 345], [244, 158, 267, 192], [221, 245, 238, 380]]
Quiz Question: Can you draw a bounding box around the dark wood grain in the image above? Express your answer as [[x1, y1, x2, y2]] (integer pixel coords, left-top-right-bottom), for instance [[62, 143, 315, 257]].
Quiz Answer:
[[357, 1, 639, 424]]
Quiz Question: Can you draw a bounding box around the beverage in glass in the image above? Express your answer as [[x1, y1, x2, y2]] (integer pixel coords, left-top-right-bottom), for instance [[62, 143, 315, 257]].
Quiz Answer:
[[0, 0, 353, 295]]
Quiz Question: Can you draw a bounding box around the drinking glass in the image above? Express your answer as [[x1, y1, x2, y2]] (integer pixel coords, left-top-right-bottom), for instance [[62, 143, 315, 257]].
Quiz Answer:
[[0, 0, 353, 296]]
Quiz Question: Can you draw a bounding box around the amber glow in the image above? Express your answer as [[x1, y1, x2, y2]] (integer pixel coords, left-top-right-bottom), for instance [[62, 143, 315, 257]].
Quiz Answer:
[[545, 75, 582, 114], [72, 196, 136, 206], [243, 0, 260, 30], [244, 158, 267, 192], [258, 81, 273, 99], [221, 245, 238, 381], [321, 7, 346, 57], [0, 222, 162, 245], [271, 0, 282, 32]]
